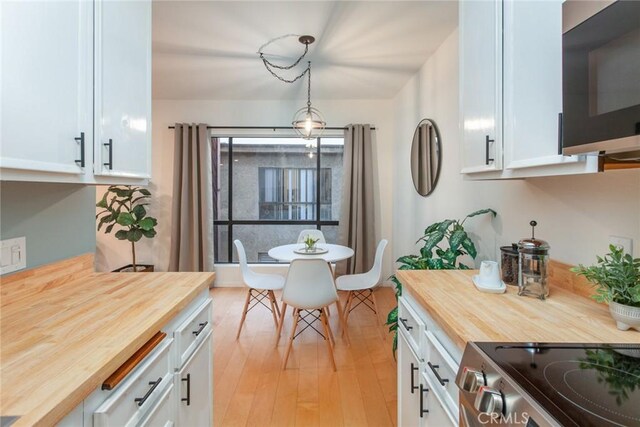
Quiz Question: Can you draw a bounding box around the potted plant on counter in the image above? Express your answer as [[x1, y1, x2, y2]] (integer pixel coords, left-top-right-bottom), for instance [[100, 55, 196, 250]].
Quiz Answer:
[[386, 208, 497, 355], [571, 245, 640, 331], [96, 185, 158, 272]]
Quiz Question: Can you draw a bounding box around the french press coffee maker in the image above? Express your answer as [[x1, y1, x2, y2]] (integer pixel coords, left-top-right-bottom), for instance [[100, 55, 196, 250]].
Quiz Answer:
[[518, 220, 550, 300]]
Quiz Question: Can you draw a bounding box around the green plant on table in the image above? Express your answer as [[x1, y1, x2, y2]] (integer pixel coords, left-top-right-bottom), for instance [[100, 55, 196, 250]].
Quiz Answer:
[[571, 244, 640, 308], [303, 235, 320, 251], [96, 185, 158, 272], [386, 208, 497, 356]]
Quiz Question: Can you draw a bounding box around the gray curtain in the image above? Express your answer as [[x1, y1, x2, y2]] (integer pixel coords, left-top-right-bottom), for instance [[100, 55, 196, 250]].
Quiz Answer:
[[169, 123, 215, 272], [337, 124, 376, 275]]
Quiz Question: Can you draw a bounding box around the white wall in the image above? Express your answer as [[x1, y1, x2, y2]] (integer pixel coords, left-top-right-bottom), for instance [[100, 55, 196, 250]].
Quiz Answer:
[[96, 98, 396, 283], [392, 29, 640, 268]]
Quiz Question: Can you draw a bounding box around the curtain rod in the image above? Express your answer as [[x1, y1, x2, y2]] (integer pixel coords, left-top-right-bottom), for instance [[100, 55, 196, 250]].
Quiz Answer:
[[167, 125, 376, 131]]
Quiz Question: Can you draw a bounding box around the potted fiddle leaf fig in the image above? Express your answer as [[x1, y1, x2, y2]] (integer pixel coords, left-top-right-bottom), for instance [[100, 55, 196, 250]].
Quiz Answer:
[[386, 208, 497, 356], [96, 185, 158, 272], [571, 245, 640, 331]]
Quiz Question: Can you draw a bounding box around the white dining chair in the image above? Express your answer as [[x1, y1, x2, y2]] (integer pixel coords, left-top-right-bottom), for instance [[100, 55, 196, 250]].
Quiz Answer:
[[276, 259, 349, 371], [296, 229, 326, 244], [336, 239, 388, 337], [234, 240, 284, 339]]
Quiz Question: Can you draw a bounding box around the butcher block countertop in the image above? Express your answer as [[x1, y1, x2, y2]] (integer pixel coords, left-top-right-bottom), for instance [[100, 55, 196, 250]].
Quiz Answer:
[[397, 269, 639, 352], [0, 254, 214, 427]]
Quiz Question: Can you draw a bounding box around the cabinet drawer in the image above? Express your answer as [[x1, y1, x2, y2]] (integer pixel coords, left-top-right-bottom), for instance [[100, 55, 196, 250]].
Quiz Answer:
[[138, 382, 175, 427], [94, 338, 173, 427], [398, 296, 425, 354], [174, 298, 212, 368], [424, 331, 459, 417], [420, 372, 457, 426]]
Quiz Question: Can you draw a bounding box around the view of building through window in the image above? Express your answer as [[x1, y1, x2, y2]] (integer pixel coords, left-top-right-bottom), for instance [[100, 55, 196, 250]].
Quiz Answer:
[[214, 136, 344, 263]]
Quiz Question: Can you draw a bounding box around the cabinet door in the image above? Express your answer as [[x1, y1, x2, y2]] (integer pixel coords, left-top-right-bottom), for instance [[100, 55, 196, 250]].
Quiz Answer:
[[503, 0, 590, 172], [94, 0, 151, 179], [398, 331, 422, 427], [420, 373, 456, 427], [177, 330, 212, 427], [0, 0, 92, 177], [459, 0, 502, 173]]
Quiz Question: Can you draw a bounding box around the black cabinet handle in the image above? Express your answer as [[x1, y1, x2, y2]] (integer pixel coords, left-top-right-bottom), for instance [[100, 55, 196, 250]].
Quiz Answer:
[[428, 361, 449, 386], [399, 317, 412, 331], [134, 377, 162, 406], [419, 383, 429, 418], [74, 132, 85, 167], [557, 112, 563, 155], [181, 373, 191, 406], [104, 139, 113, 170], [192, 321, 208, 337], [410, 362, 419, 393], [485, 135, 495, 165]]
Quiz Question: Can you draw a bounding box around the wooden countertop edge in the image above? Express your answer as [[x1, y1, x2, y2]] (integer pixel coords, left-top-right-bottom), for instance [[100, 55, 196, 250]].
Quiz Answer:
[[402, 281, 468, 351], [7, 272, 214, 427]]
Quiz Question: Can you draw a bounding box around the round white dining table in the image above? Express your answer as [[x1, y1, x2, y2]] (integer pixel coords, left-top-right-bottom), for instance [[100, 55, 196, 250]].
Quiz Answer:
[[268, 243, 354, 263]]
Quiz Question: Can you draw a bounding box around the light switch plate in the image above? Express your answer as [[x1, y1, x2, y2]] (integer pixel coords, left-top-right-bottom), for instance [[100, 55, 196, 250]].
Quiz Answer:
[[609, 236, 633, 255], [1, 237, 26, 275]]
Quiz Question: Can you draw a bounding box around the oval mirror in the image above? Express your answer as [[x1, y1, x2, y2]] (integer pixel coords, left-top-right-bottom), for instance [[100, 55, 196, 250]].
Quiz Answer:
[[410, 119, 442, 197]]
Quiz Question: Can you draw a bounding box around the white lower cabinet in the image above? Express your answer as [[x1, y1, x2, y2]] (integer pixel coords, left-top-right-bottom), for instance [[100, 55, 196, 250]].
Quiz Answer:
[[62, 290, 212, 427], [397, 294, 460, 427], [398, 331, 423, 426], [176, 330, 212, 427]]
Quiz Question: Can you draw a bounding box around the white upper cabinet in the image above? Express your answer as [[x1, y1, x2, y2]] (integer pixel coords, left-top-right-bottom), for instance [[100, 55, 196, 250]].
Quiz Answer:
[[459, 0, 502, 173], [0, 0, 93, 177], [94, 0, 151, 179], [460, 0, 600, 179], [0, 0, 151, 184]]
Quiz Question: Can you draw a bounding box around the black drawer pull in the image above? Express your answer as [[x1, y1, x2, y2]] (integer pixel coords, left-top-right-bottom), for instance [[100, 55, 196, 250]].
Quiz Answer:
[[485, 135, 495, 165], [399, 317, 413, 331], [428, 361, 449, 386], [134, 377, 162, 406], [192, 321, 208, 337], [74, 132, 85, 167], [104, 138, 113, 170], [181, 373, 191, 406], [419, 383, 429, 418], [410, 362, 419, 393]]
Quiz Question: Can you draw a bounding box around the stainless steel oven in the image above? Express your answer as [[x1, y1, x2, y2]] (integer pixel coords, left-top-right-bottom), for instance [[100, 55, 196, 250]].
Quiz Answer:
[[562, 0, 640, 157]]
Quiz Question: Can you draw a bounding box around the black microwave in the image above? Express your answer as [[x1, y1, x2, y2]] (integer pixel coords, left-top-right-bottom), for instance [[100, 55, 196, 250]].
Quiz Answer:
[[562, 0, 640, 158]]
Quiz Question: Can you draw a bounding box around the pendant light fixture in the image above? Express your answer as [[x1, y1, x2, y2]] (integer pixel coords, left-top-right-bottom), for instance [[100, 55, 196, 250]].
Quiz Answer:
[[259, 35, 326, 140]]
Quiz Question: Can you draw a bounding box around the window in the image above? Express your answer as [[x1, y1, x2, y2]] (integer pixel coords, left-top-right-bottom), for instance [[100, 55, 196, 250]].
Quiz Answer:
[[214, 136, 343, 263], [258, 167, 331, 220]]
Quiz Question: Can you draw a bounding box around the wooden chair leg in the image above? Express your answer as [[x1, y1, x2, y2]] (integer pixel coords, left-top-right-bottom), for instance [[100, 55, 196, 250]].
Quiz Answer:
[[335, 298, 351, 346], [370, 289, 385, 341], [323, 307, 335, 347], [282, 308, 299, 370], [236, 288, 252, 340], [341, 291, 353, 338], [320, 308, 337, 371], [267, 290, 279, 328], [275, 302, 288, 347], [270, 290, 281, 318]]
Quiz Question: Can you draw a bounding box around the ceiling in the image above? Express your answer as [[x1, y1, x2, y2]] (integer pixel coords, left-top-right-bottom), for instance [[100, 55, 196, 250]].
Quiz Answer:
[[152, 1, 458, 100]]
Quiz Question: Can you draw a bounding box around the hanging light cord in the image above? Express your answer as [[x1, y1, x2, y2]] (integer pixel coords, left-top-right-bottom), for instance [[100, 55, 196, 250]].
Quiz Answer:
[[258, 34, 311, 84]]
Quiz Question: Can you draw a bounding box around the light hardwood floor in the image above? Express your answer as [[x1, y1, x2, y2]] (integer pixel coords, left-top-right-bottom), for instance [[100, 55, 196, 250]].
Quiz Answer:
[[210, 286, 398, 427]]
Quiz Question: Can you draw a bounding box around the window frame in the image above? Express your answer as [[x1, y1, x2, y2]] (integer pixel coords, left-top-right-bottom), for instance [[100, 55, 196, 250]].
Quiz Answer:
[[214, 136, 341, 264]]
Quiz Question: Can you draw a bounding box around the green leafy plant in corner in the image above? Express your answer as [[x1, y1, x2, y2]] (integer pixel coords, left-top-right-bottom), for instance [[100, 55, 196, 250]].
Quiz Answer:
[[571, 244, 640, 308], [385, 208, 497, 356], [96, 185, 158, 272]]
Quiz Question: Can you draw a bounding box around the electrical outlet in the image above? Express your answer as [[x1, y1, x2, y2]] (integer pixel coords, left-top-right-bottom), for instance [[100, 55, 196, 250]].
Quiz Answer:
[[609, 236, 633, 255], [0, 237, 26, 275]]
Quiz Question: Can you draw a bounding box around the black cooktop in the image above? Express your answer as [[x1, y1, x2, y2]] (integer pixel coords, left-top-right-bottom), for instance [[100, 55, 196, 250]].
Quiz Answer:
[[476, 343, 640, 427]]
